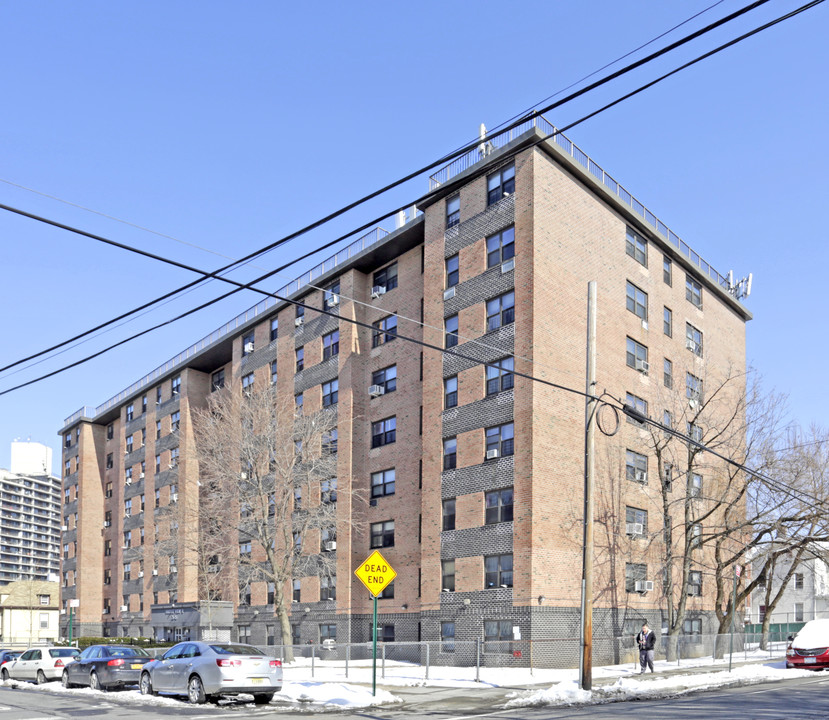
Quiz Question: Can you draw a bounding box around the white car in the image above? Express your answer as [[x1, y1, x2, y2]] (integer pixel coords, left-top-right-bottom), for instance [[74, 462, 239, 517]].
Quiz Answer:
[[1, 646, 80, 684]]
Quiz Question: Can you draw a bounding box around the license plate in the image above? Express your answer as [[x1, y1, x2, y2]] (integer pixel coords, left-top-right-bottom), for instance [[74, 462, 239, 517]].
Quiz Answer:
[[131, 664, 142, 669], [805, 657, 817, 664], [249, 677, 265, 685]]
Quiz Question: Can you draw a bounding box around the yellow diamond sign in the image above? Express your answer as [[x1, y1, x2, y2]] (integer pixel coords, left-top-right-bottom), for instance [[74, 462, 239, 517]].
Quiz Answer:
[[354, 550, 397, 597]]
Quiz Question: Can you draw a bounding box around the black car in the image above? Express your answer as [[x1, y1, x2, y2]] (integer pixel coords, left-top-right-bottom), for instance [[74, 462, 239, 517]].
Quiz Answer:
[[62, 645, 153, 691]]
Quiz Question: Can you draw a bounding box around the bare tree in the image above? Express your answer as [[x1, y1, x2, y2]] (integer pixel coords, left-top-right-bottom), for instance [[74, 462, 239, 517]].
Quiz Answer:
[[192, 382, 343, 659]]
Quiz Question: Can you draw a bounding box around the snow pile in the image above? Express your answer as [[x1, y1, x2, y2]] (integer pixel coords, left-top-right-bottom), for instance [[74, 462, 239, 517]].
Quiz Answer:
[[277, 681, 400, 708], [506, 664, 814, 708]]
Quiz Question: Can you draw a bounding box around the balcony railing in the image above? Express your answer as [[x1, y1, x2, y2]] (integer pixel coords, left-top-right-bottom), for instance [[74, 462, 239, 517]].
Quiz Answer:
[[429, 116, 732, 293]]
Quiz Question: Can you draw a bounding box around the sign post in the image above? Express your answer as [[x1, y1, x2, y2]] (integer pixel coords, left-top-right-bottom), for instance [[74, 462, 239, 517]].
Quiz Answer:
[[68, 598, 79, 645], [354, 550, 397, 696]]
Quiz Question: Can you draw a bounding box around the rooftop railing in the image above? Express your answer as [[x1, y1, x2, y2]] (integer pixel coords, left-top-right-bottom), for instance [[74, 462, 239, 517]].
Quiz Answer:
[[430, 116, 731, 292], [64, 225, 390, 426]]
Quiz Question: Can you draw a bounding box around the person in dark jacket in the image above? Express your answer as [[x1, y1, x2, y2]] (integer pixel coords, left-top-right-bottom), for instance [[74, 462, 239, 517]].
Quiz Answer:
[[635, 623, 655, 673]]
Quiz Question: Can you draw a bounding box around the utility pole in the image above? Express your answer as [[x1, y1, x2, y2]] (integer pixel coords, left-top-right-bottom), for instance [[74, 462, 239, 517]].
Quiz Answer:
[[580, 281, 597, 691]]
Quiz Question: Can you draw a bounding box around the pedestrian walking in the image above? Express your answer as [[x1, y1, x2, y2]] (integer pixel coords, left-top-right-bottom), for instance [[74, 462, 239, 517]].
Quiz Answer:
[[635, 623, 655, 674]]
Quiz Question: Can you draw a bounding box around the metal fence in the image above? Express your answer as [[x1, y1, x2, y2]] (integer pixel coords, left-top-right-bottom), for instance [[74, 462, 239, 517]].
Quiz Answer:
[[258, 633, 788, 681]]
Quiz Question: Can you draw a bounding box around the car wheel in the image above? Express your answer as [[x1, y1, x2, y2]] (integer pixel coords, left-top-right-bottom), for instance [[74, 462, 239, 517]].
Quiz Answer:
[[253, 693, 274, 705], [90, 671, 104, 692], [61, 671, 73, 689], [36, 670, 47, 685], [139, 672, 156, 696], [1, 668, 9, 681], [188, 675, 207, 704]]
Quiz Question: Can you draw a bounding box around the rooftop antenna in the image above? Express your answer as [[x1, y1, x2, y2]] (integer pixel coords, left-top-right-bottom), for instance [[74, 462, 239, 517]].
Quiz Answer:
[[478, 123, 493, 158]]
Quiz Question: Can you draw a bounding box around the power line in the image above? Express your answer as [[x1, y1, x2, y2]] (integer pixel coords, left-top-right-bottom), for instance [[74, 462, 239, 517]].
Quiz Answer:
[[0, 0, 776, 380]]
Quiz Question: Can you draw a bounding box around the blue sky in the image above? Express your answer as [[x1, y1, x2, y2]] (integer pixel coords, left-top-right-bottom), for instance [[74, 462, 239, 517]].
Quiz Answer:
[[0, 1, 826, 473]]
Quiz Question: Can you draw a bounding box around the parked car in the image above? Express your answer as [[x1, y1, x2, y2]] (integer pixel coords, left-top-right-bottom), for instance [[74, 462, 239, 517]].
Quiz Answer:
[[0, 650, 21, 668], [139, 641, 282, 704], [1, 646, 80, 683], [62, 644, 153, 691], [786, 619, 829, 669]]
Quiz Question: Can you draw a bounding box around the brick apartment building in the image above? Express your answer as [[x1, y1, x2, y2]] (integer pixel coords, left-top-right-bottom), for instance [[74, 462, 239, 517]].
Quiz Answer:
[[58, 118, 751, 662]]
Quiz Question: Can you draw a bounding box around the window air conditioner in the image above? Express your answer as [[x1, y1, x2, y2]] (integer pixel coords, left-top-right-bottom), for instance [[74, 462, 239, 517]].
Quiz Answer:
[[634, 359, 649, 374], [138, 571, 144, 577], [60, 609, 66, 615], [170, 566, 178, 573], [102, 607, 110, 615], [501, 258, 515, 273], [635, 580, 654, 592], [61, 525, 68, 532], [152, 569, 158, 575], [443, 287, 455, 300], [294, 317, 304, 327], [125, 479, 132, 485], [634, 470, 647, 483], [486, 448, 500, 460], [326, 294, 340, 307], [686, 338, 697, 351], [103, 521, 111, 528], [369, 385, 385, 398], [139, 472, 145, 479], [120, 605, 128, 612], [371, 285, 386, 299], [324, 541, 337, 551], [626, 522, 644, 536], [244, 342, 255, 353], [171, 493, 178, 503], [172, 389, 179, 395]]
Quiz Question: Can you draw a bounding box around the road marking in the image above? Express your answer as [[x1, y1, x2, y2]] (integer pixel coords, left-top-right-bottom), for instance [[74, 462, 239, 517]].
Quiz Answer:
[[445, 709, 525, 720]]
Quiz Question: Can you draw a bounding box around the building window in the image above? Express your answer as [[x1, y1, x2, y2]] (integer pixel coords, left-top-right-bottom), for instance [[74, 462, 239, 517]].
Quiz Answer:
[[106, 423, 114, 440], [626, 228, 647, 266], [442, 498, 456, 531], [683, 618, 702, 636], [371, 469, 396, 498], [689, 523, 702, 548], [485, 488, 514, 524], [626, 338, 648, 372], [321, 478, 337, 504], [663, 358, 673, 389], [324, 280, 340, 307], [444, 376, 458, 408], [486, 423, 514, 457], [625, 506, 647, 536], [442, 560, 455, 591], [170, 447, 179, 468], [242, 331, 255, 356], [106, 453, 113, 470], [142, 395, 147, 414], [292, 579, 301, 603], [319, 624, 337, 643], [663, 256, 672, 286], [238, 625, 251, 643], [486, 357, 514, 395], [686, 373, 703, 403], [484, 620, 513, 653], [126, 404, 134, 422], [374, 262, 398, 292], [487, 163, 515, 205], [486, 226, 515, 268], [372, 365, 397, 394], [372, 315, 398, 347], [295, 347, 304, 372], [663, 307, 672, 337], [171, 411, 180, 432], [758, 605, 766, 623], [686, 323, 703, 357], [270, 318, 279, 342], [103, 568, 111, 584], [156, 386, 162, 404], [320, 576, 336, 601], [172, 376, 181, 395], [625, 392, 648, 425], [626, 450, 648, 483], [441, 621, 456, 652], [322, 330, 340, 360], [123, 563, 132, 581], [211, 368, 225, 391], [371, 417, 396, 448], [663, 463, 673, 492], [795, 603, 804, 622], [795, 573, 804, 590], [124, 498, 132, 517], [270, 360, 278, 385], [295, 393, 303, 412], [690, 473, 703, 498], [445, 254, 459, 288], [625, 562, 647, 593], [486, 291, 515, 331], [322, 379, 339, 407], [445, 315, 459, 348], [686, 275, 703, 309], [688, 421, 703, 443], [446, 195, 460, 228], [323, 428, 337, 453], [443, 437, 457, 470], [688, 570, 702, 597], [370, 520, 395, 548], [485, 554, 513, 588], [242, 373, 254, 394], [626, 281, 647, 321], [105, 482, 112, 498], [123, 530, 132, 549], [126, 435, 134, 453]]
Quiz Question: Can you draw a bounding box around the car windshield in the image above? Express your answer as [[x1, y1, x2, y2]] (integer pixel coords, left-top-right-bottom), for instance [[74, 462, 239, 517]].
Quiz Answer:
[[49, 648, 81, 658], [210, 644, 265, 656], [106, 646, 151, 657]]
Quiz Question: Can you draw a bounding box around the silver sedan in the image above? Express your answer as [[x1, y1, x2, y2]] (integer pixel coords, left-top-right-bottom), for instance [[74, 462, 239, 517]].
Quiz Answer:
[[139, 641, 282, 704]]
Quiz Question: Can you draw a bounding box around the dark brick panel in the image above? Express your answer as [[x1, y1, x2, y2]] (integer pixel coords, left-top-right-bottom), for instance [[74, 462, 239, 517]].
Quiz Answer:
[[444, 266, 514, 318], [445, 194, 515, 258], [440, 521, 514, 559], [442, 456, 515, 498], [295, 356, 339, 394], [442, 390, 514, 437], [443, 325, 515, 377]]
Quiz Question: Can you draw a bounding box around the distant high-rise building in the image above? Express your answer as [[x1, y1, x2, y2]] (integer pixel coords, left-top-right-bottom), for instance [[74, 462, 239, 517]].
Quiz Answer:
[[0, 441, 61, 585]]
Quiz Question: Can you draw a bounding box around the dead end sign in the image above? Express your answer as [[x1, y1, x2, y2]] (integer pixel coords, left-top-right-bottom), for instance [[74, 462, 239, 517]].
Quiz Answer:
[[354, 550, 397, 597]]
